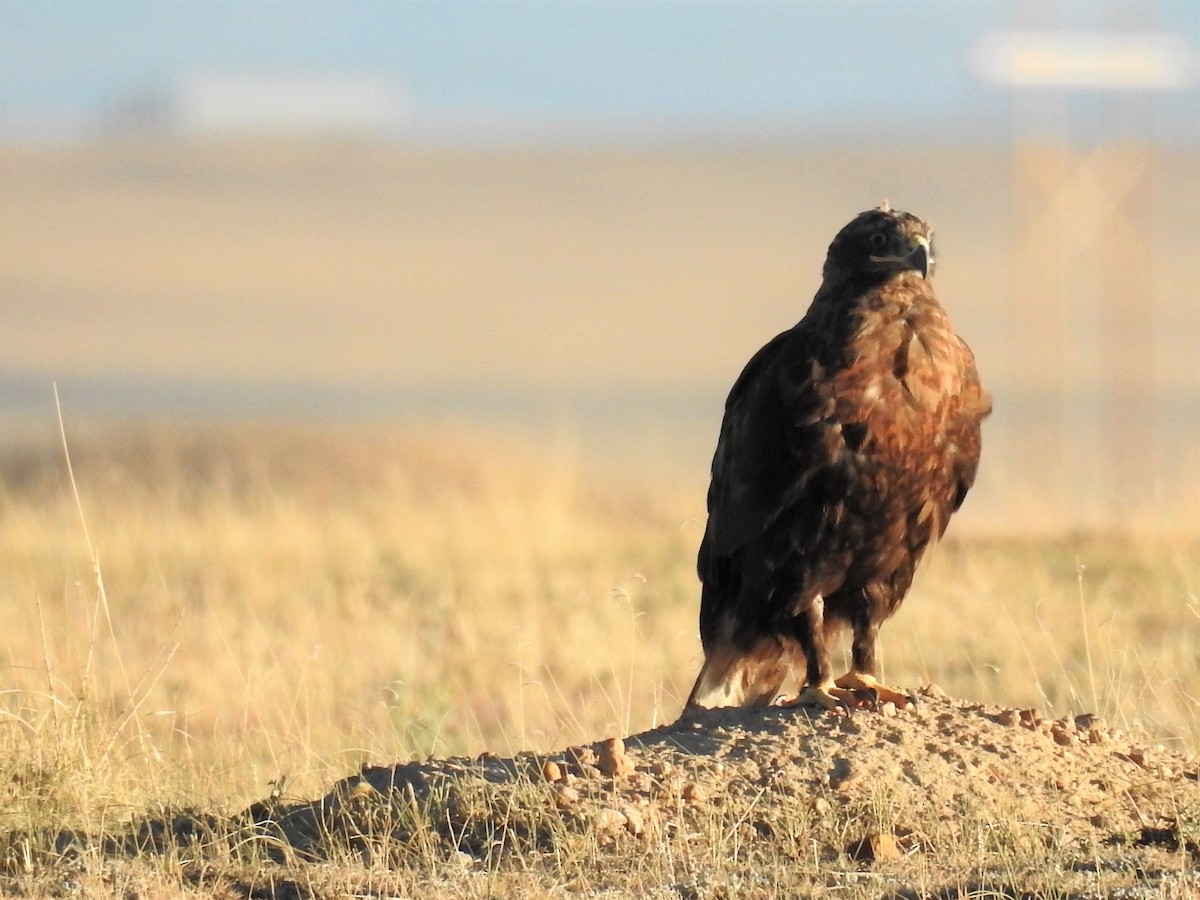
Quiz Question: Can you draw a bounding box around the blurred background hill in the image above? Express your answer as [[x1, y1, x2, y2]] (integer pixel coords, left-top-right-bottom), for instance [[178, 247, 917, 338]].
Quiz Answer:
[[2, 0, 1199, 529]]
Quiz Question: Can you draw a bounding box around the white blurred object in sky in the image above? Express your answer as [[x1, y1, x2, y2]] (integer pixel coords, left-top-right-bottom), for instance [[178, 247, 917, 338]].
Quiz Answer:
[[172, 72, 408, 136], [971, 30, 1196, 90]]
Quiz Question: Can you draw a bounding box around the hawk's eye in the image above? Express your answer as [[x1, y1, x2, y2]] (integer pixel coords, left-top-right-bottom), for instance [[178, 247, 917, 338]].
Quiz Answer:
[[867, 232, 888, 251]]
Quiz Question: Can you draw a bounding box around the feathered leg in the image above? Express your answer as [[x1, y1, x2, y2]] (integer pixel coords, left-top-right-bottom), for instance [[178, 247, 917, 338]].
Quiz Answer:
[[833, 615, 915, 708], [787, 595, 857, 712]]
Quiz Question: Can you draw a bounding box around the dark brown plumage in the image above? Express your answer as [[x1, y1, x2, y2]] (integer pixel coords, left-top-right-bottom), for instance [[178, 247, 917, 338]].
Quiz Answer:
[[685, 205, 990, 713]]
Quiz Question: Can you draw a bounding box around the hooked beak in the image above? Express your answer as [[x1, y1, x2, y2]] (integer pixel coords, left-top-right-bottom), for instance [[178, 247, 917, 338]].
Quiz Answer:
[[907, 236, 931, 280], [870, 234, 933, 280]]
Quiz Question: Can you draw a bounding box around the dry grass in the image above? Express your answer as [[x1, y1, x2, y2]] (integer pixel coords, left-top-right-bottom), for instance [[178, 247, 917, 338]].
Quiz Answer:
[[0, 420, 1198, 896]]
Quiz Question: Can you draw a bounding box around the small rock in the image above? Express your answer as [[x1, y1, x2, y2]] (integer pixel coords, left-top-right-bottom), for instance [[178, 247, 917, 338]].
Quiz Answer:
[[812, 797, 832, 816], [997, 709, 1020, 727], [600, 736, 624, 756], [553, 785, 580, 809], [1128, 748, 1148, 767], [681, 782, 705, 803], [593, 807, 627, 834], [1053, 728, 1076, 747], [1019, 708, 1043, 728], [596, 738, 633, 777], [848, 831, 901, 862], [921, 683, 947, 699], [542, 760, 563, 783], [620, 805, 645, 837], [879, 701, 897, 718]]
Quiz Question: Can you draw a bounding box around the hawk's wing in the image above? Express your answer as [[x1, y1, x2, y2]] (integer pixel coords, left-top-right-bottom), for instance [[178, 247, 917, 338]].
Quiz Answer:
[[697, 309, 848, 612], [946, 335, 990, 515]]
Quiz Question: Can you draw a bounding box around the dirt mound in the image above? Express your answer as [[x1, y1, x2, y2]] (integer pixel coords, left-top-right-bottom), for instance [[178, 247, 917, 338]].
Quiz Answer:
[[252, 687, 1200, 890], [20, 688, 1200, 897]]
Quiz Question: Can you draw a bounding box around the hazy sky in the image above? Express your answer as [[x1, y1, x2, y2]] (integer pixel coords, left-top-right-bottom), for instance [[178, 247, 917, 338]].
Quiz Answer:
[[3, 1, 1198, 141]]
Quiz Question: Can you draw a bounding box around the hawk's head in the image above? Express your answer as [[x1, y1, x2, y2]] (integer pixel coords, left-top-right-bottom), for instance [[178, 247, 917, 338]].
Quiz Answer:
[[822, 206, 935, 286]]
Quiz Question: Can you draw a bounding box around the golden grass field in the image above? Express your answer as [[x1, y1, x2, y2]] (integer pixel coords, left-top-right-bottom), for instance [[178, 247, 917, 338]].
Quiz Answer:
[[1, 421, 1199, 895]]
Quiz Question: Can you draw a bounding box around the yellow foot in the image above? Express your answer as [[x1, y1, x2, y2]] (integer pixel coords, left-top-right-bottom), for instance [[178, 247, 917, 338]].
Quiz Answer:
[[787, 683, 862, 715], [834, 671, 916, 709]]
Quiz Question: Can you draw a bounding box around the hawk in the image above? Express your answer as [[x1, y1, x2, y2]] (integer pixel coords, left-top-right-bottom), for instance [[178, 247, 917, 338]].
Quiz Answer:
[[685, 204, 990, 713]]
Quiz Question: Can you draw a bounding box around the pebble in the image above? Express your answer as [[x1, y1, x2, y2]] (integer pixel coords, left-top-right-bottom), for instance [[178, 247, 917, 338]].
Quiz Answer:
[[542, 760, 562, 783], [620, 805, 645, 837], [847, 831, 901, 862], [592, 808, 627, 834], [553, 785, 580, 809], [1053, 728, 1076, 747], [997, 709, 1020, 727], [597, 738, 633, 777], [681, 782, 705, 803]]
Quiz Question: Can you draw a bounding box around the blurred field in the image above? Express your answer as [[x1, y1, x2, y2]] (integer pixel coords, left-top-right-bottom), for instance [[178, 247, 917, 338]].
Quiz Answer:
[[3, 139, 1200, 527], [3, 423, 1199, 809], [1, 139, 1013, 388]]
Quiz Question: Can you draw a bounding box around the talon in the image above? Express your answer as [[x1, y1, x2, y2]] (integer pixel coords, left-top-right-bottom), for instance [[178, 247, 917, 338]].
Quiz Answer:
[[852, 687, 880, 710], [788, 684, 862, 716], [834, 672, 914, 710]]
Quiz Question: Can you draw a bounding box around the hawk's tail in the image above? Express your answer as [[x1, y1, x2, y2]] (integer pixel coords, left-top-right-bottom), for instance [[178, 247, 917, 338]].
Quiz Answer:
[[684, 636, 792, 712]]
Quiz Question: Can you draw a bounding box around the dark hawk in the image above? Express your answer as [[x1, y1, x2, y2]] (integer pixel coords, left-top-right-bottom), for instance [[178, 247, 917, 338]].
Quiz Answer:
[[685, 204, 990, 713]]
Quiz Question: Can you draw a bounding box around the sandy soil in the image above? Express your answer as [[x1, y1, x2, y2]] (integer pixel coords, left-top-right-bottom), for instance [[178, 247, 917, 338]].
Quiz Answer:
[[236, 686, 1200, 896]]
